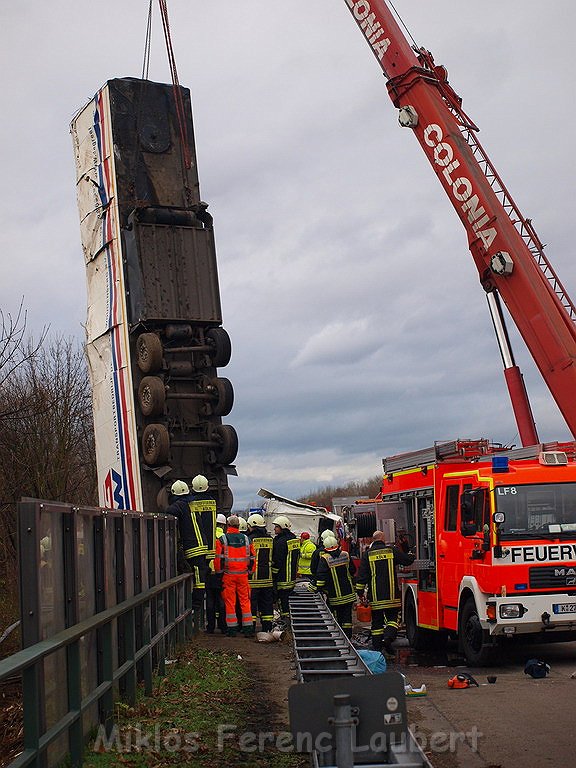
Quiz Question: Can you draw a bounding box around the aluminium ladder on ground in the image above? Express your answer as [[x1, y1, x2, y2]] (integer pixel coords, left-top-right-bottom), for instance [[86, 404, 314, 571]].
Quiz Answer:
[[288, 582, 431, 767]]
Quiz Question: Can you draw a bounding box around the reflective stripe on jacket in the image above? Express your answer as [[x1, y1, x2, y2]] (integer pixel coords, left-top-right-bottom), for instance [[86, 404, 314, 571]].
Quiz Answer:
[[248, 530, 274, 588], [165, 495, 209, 559], [313, 548, 356, 606], [189, 494, 217, 558], [355, 542, 415, 609], [214, 528, 256, 576], [272, 530, 300, 589]]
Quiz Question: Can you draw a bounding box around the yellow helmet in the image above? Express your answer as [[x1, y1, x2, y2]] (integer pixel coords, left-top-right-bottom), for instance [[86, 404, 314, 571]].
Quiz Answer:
[[238, 517, 248, 531]]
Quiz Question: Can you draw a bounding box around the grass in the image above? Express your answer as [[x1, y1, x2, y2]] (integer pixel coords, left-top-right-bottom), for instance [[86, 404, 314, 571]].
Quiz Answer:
[[81, 645, 307, 768]]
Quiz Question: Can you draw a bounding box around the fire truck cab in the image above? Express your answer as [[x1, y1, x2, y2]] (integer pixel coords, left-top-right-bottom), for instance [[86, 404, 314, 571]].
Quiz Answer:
[[380, 439, 576, 665]]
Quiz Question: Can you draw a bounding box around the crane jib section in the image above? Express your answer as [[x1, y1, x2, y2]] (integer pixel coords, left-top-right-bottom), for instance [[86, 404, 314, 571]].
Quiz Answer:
[[344, 0, 576, 438]]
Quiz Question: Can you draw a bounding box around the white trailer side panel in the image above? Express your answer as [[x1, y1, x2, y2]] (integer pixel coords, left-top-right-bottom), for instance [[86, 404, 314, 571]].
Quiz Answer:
[[71, 86, 141, 511]]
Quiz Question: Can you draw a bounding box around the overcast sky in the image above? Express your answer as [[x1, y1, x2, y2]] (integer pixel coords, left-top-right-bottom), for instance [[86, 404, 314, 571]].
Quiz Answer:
[[1, 1, 575, 510]]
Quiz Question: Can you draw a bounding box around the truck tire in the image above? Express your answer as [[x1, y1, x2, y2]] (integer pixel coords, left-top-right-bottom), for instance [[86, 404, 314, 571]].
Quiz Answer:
[[206, 327, 231, 368], [136, 333, 163, 373], [138, 376, 165, 416], [404, 592, 430, 652], [459, 598, 495, 666], [218, 486, 234, 513], [142, 423, 170, 465], [211, 424, 238, 465], [209, 377, 234, 416]]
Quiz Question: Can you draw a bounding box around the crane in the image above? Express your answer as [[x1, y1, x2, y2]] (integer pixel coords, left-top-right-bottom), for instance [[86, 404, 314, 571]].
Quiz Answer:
[[344, 0, 576, 445]]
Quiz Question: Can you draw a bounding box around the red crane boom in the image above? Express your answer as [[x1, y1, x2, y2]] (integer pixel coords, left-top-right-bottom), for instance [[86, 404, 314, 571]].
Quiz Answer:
[[344, 0, 576, 442]]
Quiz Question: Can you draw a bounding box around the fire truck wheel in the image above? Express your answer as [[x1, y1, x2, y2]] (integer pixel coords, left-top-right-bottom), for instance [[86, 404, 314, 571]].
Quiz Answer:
[[138, 376, 165, 416], [142, 423, 170, 465], [459, 598, 495, 666], [136, 333, 163, 373], [404, 593, 430, 652], [209, 377, 234, 416], [206, 327, 232, 368], [211, 424, 238, 465]]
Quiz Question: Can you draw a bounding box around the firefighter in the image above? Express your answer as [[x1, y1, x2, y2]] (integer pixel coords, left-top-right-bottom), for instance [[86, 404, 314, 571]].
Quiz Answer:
[[190, 475, 217, 562], [214, 514, 256, 637], [308, 533, 356, 637], [205, 513, 228, 634], [247, 512, 274, 632], [309, 528, 336, 578], [298, 532, 316, 578], [165, 480, 210, 610], [271, 515, 300, 622], [355, 530, 415, 654]]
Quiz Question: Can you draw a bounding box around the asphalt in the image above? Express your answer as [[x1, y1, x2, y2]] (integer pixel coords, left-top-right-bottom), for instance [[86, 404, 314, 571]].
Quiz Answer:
[[391, 635, 576, 768]]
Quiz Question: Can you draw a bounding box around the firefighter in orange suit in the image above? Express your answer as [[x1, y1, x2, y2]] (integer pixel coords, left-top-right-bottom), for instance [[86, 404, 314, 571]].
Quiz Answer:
[[214, 514, 256, 637]]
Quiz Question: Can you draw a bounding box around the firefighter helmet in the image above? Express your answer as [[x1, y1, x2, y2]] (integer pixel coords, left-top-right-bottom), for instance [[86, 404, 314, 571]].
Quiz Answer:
[[238, 517, 248, 531], [216, 513, 227, 525], [191, 474, 209, 492], [171, 480, 189, 496], [273, 515, 292, 529], [320, 529, 335, 542], [247, 513, 266, 528], [323, 534, 339, 549]]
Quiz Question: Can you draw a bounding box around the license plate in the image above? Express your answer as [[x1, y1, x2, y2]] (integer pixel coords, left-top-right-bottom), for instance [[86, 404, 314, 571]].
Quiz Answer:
[[553, 603, 576, 614]]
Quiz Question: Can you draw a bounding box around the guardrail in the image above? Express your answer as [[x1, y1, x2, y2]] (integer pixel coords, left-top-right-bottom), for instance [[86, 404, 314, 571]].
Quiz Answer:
[[0, 575, 194, 768], [0, 499, 194, 768]]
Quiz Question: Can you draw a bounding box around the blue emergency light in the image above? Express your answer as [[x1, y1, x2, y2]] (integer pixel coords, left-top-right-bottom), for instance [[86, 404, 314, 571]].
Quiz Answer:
[[492, 456, 509, 473]]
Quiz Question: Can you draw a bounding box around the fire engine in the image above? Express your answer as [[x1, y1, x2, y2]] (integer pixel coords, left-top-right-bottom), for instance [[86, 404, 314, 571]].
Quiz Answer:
[[342, 2, 576, 663], [373, 439, 576, 664]]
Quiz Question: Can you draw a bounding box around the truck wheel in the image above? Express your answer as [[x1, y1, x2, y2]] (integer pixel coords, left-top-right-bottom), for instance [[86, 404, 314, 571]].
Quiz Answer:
[[138, 376, 165, 416], [209, 377, 234, 416], [206, 327, 231, 368], [459, 598, 495, 666], [404, 592, 430, 652], [218, 486, 234, 513], [142, 423, 170, 465], [137, 333, 163, 373], [211, 424, 238, 465]]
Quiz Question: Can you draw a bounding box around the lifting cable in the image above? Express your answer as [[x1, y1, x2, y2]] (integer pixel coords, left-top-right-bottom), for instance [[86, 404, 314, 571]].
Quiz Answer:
[[142, 0, 192, 169], [388, 0, 418, 49], [141, 0, 153, 81]]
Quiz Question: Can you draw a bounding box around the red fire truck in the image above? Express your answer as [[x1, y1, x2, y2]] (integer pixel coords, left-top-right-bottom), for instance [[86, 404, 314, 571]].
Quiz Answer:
[[341, 2, 576, 664], [375, 439, 576, 664]]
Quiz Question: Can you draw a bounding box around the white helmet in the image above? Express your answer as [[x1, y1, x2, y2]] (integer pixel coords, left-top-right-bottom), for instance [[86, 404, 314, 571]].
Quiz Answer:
[[216, 513, 227, 525], [247, 513, 266, 528], [238, 517, 248, 531], [192, 474, 209, 492], [323, 534, 339, 549], [171, 480, 190, 496], [320, 529, 334, 542], [273, 515, 292, 530]]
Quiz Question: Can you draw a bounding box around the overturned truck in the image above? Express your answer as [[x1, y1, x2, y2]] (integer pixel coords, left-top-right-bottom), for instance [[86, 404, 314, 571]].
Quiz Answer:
[[71, 78, 237, 513]]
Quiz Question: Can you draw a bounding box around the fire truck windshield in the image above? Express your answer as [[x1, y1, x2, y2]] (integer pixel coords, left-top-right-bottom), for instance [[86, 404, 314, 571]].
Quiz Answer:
[[494, 483, 576, 539]]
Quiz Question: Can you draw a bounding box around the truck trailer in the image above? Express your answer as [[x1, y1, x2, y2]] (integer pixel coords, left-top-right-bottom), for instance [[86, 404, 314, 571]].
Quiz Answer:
[[71, 78, 237, 514]]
